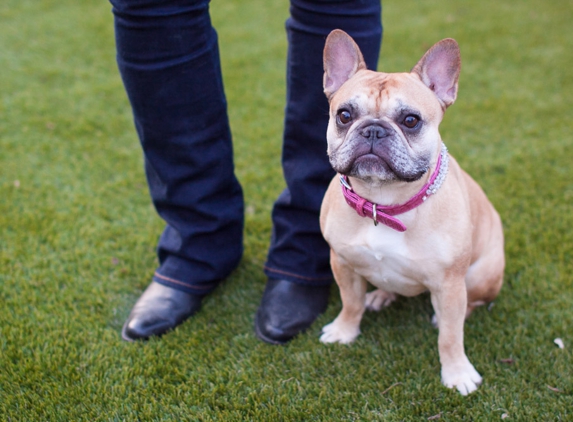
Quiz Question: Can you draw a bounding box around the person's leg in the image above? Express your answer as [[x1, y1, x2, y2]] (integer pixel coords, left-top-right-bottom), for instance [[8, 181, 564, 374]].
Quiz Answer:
[[256, 0, 382, 344], [111, 0, 244, 340]]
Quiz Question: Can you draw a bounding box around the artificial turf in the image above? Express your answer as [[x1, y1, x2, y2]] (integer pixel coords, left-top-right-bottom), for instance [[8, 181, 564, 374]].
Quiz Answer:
[[0, 0, 571, 420]]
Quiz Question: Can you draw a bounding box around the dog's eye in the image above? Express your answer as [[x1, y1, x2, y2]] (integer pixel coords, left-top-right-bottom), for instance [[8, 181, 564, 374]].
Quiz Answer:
[[403, 115, 420, 129], [337, 110, 352, 125]]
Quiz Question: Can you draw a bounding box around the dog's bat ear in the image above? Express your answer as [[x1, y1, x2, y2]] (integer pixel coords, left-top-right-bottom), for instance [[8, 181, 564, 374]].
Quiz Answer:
[[411, 39, 461, 109], [323, 29, 367, 99]]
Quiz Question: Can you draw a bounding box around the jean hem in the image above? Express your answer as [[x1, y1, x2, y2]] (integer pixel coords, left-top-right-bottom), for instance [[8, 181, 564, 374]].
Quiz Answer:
[[263, 266, 333, 286], [153, 271, 219, 296]]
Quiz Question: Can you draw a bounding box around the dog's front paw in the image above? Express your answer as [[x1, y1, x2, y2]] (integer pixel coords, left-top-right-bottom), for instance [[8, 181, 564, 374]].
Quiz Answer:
[[365, 289, 397, 311], [320, 319, 360, 344], [441, 360, 482, 395]]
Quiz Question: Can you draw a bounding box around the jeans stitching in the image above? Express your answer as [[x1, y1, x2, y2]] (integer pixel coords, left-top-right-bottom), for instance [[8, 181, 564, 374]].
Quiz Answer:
[[264, 266, 332, 281], [154, 271, 215, 289]]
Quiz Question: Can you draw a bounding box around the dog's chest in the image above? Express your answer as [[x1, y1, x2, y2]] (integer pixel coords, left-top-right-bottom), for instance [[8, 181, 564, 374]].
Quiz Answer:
[[334, 224, 433, 296]]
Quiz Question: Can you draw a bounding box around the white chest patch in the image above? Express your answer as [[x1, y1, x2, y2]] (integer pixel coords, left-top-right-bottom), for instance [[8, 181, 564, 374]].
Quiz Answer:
[[334, 224, 433, 297]]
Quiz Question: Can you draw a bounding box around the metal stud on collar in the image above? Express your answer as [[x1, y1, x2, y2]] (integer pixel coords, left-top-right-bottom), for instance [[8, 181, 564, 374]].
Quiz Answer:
[[372, 204, 378, 226], [339, 175, 353, 190]]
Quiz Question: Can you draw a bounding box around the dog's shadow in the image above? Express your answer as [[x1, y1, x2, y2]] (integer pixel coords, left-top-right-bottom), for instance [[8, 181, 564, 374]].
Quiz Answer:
[[366, 291, 433, 326], [321, 287, 496, 352], [320, 289, 437, 346]]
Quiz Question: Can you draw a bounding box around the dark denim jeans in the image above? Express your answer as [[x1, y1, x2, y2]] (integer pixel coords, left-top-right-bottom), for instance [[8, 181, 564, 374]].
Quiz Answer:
[[111, 0, 382, 294]]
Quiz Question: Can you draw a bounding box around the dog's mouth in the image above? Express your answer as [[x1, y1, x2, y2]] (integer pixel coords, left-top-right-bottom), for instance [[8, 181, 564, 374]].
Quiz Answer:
[[328, 130, 431, 183], [345, 151, 428, 183], [352, 153, 393, 173]]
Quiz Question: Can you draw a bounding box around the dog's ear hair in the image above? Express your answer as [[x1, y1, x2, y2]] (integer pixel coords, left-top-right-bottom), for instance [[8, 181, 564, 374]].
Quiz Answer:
[[411, 39, 461, 109], [323, 29, 367, 99]]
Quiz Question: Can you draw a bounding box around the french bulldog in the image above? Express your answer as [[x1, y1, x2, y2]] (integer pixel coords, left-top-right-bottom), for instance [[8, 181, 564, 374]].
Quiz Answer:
[[319, 30, 505, 395]]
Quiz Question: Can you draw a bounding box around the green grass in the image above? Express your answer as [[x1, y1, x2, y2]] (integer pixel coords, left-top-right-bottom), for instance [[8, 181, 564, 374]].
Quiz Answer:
[[1, 0, 572, 420]]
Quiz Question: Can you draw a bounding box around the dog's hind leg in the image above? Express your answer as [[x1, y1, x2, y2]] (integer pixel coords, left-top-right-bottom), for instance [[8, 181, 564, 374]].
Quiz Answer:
[[464, 246, 504, 319], [463, 175, 505, 319], [365, 289, 397, 311]]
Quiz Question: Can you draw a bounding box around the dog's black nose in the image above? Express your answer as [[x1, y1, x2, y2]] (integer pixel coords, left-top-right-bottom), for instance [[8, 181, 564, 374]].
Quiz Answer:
[[360, 125, 388, 140]]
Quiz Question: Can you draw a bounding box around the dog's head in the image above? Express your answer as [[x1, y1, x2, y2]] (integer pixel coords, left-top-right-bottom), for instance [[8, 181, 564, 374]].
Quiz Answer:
[[323, 30, 460, 184]]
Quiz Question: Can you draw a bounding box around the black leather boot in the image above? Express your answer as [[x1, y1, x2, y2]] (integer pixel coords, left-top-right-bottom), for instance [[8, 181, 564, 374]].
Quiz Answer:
[[122, 281, 203, 341], [255, 278, 330, 345]]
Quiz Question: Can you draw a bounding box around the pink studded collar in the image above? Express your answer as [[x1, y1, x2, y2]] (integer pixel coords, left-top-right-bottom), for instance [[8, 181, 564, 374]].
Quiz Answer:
[[340, 144, 449, 232]]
